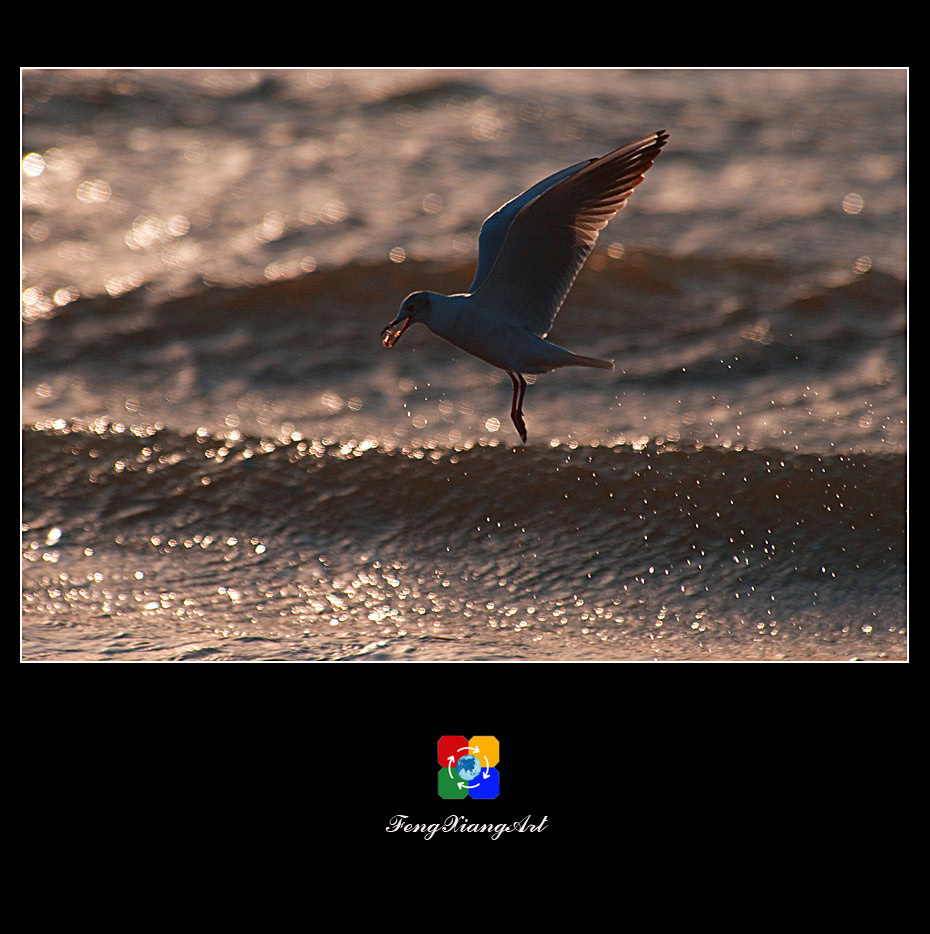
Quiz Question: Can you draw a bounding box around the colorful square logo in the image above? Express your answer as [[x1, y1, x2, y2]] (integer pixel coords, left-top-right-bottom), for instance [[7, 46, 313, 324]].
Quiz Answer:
[[437, 735, 500, 799]]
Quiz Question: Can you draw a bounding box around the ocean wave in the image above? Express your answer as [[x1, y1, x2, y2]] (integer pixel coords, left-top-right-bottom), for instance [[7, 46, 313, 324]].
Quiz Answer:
[[23, 424, 905, 584], [23, 252, 907, 455], [21, 423, 907, 659], [23, 252, 906, 384]]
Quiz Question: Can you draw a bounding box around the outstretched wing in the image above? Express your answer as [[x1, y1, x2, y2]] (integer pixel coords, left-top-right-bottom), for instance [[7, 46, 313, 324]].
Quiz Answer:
[[467, 157, 593, 295], [470, 131, 668, 337]]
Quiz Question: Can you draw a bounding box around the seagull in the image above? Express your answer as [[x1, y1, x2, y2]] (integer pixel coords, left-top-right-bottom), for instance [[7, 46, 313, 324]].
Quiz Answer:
[[381, 130, 669, 443]]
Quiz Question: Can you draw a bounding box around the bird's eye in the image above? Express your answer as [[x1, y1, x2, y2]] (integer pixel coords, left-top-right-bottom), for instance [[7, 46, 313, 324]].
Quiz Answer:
[[406, 303, 414, 311]]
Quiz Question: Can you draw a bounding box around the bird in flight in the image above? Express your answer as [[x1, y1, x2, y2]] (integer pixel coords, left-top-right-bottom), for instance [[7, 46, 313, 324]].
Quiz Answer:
[[381, 130, 668, 443]]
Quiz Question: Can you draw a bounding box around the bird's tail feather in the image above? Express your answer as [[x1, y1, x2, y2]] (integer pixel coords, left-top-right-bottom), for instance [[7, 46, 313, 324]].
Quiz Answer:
[[572, 353, 614, 370]]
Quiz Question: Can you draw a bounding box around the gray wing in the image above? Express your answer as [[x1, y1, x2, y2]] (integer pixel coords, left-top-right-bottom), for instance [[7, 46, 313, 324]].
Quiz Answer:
[[467, 157, 593, 294], [470, 131, 668, 337]]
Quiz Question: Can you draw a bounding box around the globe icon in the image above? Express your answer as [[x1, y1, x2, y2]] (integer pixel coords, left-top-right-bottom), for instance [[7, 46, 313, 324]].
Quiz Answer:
[[456, 755, 481, 782]]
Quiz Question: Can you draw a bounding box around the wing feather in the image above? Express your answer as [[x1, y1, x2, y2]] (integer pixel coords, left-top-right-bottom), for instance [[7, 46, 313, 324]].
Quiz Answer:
[[471, 131, 668, 337], [467, 157, 593, 294]]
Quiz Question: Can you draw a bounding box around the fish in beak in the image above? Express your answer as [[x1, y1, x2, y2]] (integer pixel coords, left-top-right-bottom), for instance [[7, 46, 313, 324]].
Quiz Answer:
[[380, 315, 411, 348]]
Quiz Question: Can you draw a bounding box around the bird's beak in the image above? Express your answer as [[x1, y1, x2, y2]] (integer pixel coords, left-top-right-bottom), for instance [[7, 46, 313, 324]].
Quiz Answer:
[[381, 316, 411, 348]]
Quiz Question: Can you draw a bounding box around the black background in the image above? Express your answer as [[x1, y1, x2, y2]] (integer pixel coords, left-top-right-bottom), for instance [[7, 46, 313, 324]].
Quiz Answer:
[[24, 659, 908, 858]]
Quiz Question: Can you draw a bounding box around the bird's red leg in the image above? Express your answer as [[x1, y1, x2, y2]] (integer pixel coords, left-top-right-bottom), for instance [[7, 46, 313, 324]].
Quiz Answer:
[[508, 371, 528, 443]]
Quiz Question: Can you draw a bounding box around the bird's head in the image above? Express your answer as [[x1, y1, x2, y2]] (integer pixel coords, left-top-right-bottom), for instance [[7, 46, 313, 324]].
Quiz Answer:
[[381, 291, 432, 348]]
